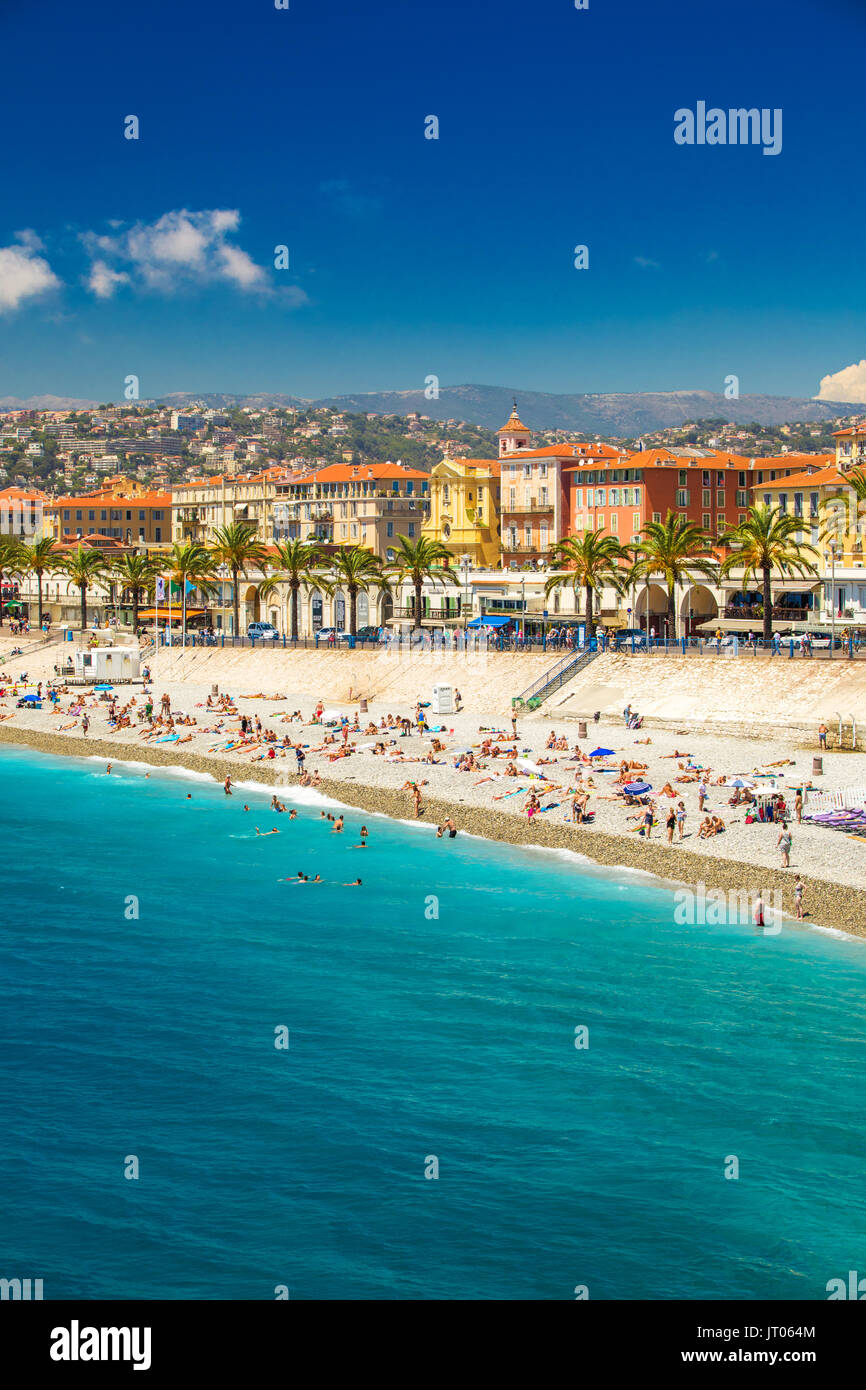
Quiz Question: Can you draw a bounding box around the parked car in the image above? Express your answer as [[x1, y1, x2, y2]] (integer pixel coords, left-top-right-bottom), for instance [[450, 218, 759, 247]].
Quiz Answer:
[[804, 632, 843, 649], [247, 622, 280, 640], [315, 627, 342, 643], [353, 625, 382, 642], [614, 627, 648, 649]]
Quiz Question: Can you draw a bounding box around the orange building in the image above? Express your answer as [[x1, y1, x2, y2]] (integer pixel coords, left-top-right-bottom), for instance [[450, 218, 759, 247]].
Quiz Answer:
[[47, 490, 172, 549]]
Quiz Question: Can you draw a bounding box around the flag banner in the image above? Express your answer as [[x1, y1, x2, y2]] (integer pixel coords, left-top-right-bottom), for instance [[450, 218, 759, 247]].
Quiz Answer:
[[155, 578, 165, 601]]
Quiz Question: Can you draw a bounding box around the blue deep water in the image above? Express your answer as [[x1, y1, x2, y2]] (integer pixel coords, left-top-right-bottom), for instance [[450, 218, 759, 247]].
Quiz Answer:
[[1, 744, 865, 1300]]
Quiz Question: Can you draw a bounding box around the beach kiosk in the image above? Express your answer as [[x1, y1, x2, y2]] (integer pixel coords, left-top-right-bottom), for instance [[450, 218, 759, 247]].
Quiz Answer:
[[431, 683, 454, 715], [73, 646, 141, 684]]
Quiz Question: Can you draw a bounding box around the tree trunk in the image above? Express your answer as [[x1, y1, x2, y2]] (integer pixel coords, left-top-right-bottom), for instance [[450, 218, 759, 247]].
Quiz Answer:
[[414, 578, 422, 628], [232, 567, 240, 636], [668, 583, 677, 642], [585, 580, 594, 639], [0, 568, 4, 627], [349, 585, 358, 637], [37, 573, 44, 625], [291, 583, 299, 640], [132, 588, 140, 632], [80, 583, 87, 632], [763, 564, 772, 644]]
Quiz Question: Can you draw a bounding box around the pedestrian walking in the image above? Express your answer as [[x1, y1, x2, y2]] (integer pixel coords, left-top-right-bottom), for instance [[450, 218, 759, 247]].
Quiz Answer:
[[777, 821, 792, 868]]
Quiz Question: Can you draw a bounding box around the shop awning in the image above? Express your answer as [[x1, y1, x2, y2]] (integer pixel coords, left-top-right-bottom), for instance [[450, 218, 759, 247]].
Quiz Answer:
[[137, 608, 207, 622], [467, 615, 511, 628]]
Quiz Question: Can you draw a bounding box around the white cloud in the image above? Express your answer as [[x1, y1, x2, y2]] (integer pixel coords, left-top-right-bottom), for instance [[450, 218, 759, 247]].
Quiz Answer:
[[633, 255, 661, 269], [816, 360, 866, 404], [81, 208, 273, 298], [0, 238, 61, 313], [87, 260, 131, 299]]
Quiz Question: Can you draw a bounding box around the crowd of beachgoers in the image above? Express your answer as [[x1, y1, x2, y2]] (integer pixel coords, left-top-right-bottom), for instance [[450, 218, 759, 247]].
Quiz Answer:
[[3, 653, 866, 911]]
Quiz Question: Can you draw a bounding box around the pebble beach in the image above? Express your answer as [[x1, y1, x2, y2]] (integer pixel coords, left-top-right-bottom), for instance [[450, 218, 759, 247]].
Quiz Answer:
[[3, 662, 866, 939]]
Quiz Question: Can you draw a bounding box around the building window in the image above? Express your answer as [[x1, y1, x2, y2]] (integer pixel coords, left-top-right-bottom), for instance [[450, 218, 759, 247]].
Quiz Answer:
[[736, 490, 748, 506], [703, 513, 711, 529], [653, 512, 661, 523], [610, 488, 620, 506], [633, 512, 641, 532], [716, 472, 724, 487], [155, 527, 161, 542], [408, 523, 415, 537], [610, 513, 618, 531], [386, 522, 393, 537], [702, 471, 710, 487], [702, 489, 711, 506], [596, 488, 606, 505], [679, 470, 688, 486], [794, 493, 803, 517], [676, 489, 688, 506], [779, 495, 788, 513], [716, 490, 725, 507]]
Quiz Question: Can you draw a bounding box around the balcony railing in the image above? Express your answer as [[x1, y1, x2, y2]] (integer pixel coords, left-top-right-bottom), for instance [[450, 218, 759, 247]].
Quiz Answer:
[[505, 500, 554, 513]]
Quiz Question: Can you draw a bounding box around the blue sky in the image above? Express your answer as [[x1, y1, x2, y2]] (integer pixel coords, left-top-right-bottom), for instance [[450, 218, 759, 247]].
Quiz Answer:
[[1, 0, 864, 402]]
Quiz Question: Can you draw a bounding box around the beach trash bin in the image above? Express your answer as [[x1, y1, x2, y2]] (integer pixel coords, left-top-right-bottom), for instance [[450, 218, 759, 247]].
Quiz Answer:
[[578, 720, 588, 739], [360, 697, 368, 712], [812, 756, 823, 776]]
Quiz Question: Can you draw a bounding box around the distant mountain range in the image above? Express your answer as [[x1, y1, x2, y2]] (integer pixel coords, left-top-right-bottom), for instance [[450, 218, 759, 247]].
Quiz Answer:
[[2, 384, 862, 435]]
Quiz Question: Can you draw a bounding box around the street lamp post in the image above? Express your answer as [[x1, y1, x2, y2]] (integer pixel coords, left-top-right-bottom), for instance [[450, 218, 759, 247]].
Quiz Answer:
[[461, 554, 470, 634], [826, 540, 837, 659]]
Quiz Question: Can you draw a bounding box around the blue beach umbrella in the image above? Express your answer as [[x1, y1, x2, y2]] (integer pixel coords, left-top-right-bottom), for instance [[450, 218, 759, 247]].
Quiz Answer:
[[623, 781, 652, 794], [589, 746, 614, 757], [94, 683, 114, 691]]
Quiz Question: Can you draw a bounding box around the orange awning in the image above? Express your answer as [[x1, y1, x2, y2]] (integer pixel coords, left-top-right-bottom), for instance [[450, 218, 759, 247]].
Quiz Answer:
[[137, 608, 207, 622]]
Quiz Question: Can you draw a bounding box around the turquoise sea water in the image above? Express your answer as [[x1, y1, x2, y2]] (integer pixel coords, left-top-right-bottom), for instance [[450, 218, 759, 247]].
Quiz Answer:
[[1, 743, 865, 1301]]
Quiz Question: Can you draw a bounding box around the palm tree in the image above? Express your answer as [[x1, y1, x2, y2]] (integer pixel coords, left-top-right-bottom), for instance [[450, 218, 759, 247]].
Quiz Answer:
[[18, 537, 59, 627], [111, 552, 160, 633], [60, 545, 109, 632], [208, 522, 270, 636], [386, 534, 457, 629], [632, 512, 718, 641], [256, 539, 326, 640], [0, 535, 26, 628], [166, 541, 217, 642], [328, 546, 390, 637], [545, 531, 631, 640], [720, 505, 819, 644]]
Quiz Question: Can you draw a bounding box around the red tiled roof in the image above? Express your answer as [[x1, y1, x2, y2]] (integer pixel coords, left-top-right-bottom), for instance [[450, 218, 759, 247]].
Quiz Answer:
[[755, 466, 848, 489]]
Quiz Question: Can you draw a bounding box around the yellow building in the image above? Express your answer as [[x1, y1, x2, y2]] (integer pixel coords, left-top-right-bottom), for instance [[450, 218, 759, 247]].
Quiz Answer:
[[423, 449, 501, 567], [756, 461, 866, 624]]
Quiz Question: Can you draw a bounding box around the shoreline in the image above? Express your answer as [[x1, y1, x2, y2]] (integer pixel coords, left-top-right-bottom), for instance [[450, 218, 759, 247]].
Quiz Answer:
[[5, 723, 866, 941]]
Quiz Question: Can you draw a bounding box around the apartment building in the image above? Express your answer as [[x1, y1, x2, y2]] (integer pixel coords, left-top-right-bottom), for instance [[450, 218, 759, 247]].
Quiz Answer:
[[47, 489, 172, 549], [0, 486, 47, 540], [172, 466, 291, 544], [272, 462, 430, 559]]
